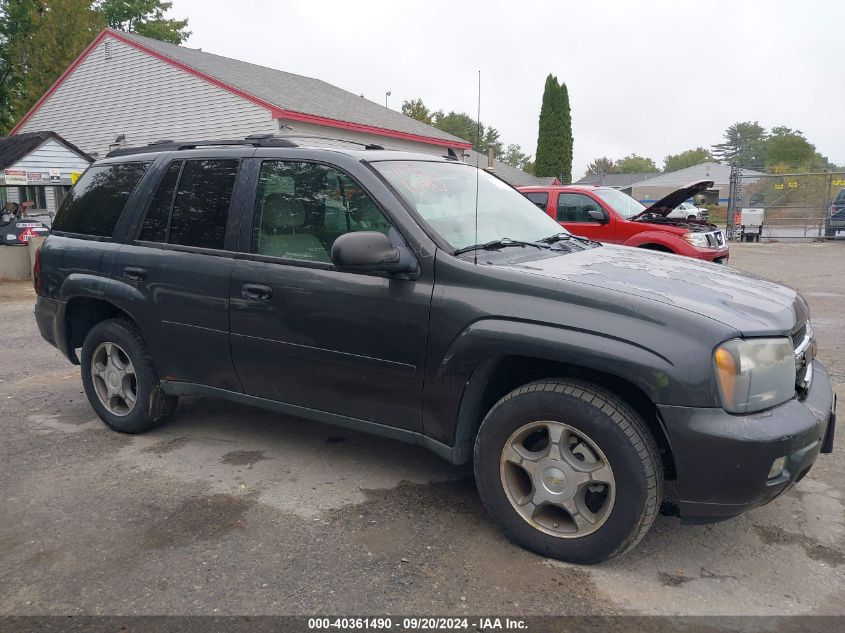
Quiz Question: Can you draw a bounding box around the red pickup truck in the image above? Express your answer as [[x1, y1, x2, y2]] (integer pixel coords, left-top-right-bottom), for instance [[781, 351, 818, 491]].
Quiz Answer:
[[518, 180, 729, 263]]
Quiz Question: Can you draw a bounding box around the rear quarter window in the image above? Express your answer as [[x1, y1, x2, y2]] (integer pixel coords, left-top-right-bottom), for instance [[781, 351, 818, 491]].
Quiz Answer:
[[52, 162, 148, 237]]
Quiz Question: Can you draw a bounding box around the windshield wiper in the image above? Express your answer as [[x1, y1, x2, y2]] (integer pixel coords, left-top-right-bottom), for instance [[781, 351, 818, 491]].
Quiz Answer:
[[453, 237, 551, 256], [539, 232, 602, 247], [538, 232, 573, 244]]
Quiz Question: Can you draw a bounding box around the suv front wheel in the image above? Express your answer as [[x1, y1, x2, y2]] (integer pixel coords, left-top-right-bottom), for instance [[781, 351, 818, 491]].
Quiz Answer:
[[474, 379, 662, 564], [80, 318, 177, 433]]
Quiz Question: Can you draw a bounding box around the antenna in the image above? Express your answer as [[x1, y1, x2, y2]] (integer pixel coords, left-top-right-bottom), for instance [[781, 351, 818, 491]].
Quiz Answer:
[[474, 70, 481, 265]]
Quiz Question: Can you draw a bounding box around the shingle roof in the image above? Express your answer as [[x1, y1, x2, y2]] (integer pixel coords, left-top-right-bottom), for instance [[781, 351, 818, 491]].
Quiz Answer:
[[0, 131, 92, 170], [463, 149, 555, 187], [117, 30, 468, 147], [629, 162, 765, 188], [574, 172, 659, 188]]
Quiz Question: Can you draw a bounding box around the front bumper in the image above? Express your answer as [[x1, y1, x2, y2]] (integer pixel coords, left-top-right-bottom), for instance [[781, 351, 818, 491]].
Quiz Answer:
[[658, 359, 835, 523], [689, 245, 729, 264]]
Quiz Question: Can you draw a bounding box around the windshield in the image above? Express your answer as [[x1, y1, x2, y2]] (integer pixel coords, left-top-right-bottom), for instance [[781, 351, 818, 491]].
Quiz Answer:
[[593, 188, 647, 219], [372, 161, 568, 251]]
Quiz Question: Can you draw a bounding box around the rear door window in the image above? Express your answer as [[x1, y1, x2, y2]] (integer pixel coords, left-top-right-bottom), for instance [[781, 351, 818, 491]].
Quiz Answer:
[[524, 191, 549, 210], [136, 159, 240, 250], [52, 162, 148, 237]]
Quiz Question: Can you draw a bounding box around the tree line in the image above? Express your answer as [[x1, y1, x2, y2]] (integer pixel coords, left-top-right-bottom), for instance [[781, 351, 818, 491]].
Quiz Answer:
[[586, 122, 840, 178], [0, 0, 189, 134]]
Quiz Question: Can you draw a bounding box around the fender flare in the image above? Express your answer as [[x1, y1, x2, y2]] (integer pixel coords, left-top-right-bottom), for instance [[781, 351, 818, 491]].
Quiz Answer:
[[622, 230, 686, 251], [435, 318, 676, 457]]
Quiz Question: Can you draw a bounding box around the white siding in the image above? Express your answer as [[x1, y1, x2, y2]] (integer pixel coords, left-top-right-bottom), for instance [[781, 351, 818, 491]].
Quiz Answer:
[[18, 36, 277, 158], [9, 138, 90, 175], [276, 120, 458, 156]]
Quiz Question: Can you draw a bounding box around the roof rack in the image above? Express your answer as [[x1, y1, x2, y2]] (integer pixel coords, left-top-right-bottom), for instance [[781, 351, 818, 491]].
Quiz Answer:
[[105, 134, 388, 158], [270, 133, 385, 150]]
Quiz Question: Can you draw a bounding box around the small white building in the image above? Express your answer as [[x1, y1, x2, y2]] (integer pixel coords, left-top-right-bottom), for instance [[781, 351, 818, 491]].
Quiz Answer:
[[1, 131, 92, 215]]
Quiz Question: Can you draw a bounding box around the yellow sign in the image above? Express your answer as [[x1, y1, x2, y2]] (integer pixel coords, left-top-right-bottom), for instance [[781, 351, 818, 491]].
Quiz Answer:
[[833, 179, 845, 186], [788, 181, 798, 188], [70, 172, 82, 184], [774, 183, 784, 190]]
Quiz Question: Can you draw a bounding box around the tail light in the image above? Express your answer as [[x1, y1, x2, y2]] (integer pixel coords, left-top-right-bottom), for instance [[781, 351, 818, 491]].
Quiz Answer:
[[33, 247, 42, 295]]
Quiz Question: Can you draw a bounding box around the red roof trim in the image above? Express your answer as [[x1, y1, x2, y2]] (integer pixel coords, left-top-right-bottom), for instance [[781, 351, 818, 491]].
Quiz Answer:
[[273, 110, 471, 149], [12, 28, 472, 151], [9, 30, 110, 134]]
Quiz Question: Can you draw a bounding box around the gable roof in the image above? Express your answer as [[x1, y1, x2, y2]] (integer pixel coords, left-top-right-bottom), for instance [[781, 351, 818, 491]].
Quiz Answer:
[[0, 131, 92, 170], [11, 28, 472, 150], [574, 172, 659, 188], [630, 162, 765, 188]]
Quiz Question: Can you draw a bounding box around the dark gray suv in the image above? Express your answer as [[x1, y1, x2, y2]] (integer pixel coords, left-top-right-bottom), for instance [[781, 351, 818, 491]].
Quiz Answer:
[[34, 136, 836, 564]]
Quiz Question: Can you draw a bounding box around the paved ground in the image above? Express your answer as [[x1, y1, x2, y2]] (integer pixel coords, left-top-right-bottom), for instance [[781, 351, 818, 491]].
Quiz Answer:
[[0, 242, 843, 617]]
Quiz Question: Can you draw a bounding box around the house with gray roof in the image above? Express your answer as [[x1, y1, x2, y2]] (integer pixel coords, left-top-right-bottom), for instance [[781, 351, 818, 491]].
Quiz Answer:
[[573, 172, 659, 190], [464, 149, 558, 187], [10, 28, 537, 185], [629, 162, 765, 205]]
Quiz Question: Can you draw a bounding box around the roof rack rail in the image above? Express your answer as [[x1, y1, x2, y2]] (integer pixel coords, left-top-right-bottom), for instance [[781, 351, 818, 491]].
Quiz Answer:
[[106, 136, 299, 157], [271, 133, 385, 150], [104, 134, 390, 158]]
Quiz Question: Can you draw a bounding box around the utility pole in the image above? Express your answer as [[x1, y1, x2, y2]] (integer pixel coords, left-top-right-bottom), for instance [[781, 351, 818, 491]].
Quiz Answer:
[[385, 91, 391, 108]]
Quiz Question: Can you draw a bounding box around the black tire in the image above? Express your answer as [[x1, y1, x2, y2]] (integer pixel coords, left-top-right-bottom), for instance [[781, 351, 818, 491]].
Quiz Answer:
[[474, 379, 662, 564], [80, 318, 177, 433], [825, 222, 835, 238]]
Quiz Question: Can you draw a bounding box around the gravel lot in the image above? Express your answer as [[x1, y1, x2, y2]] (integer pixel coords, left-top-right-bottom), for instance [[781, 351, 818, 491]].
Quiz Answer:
[[0, 242, 842, 617]]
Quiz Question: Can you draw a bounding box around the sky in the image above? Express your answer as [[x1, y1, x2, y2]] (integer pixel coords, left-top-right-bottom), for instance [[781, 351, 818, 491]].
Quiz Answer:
[[171, 0, 844, 178]]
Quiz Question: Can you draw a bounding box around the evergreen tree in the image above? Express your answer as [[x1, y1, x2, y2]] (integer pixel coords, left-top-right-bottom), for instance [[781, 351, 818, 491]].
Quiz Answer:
[[534, 74, 572, 183]]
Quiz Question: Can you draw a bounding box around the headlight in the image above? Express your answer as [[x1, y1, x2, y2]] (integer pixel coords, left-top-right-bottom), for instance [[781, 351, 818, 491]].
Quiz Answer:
[[713, 338, 795, 413], [682, 232, 710, 248]]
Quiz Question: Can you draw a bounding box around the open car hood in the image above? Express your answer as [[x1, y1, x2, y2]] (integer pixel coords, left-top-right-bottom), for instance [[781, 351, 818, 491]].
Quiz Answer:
[[630, 180, 713, 220]]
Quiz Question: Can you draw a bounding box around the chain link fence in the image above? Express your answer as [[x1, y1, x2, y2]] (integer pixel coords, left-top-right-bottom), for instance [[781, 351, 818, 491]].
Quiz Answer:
[[726, 170, 845, 241]]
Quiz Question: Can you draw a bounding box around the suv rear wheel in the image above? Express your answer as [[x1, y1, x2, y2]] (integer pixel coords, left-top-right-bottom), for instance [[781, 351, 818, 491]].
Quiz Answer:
[[80, 319, 176, 433], [474, 379, 662, 564]]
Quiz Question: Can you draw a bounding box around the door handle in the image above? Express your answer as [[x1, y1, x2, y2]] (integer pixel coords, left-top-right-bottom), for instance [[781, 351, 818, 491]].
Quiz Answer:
[[241, 283, 273, 301], [123, 266, 147, 281]]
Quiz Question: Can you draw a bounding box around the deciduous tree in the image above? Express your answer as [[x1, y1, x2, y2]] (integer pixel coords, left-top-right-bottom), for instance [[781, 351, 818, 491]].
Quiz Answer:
[[614, 154, 658, 174], [0, 0, 37, 133], [98, 0, 189, 44], [663, 147, 712, 172], [16, 0, 104, 123], [400, 98, 432, 125], [585, 157, 616, 176], [501, 144, 531, 170]]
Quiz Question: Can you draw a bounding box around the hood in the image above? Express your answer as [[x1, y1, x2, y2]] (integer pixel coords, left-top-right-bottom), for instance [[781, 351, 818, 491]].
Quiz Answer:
[[498, 245, 806, 336], [630, 180, 714, 220]]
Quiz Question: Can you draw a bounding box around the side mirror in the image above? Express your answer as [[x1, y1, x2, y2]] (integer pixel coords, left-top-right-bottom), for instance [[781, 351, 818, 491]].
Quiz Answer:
[[331, 231, 418, 275], [587, 208, 608, 223]]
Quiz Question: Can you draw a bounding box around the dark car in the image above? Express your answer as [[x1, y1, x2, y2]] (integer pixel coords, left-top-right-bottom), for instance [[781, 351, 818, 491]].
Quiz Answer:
[[826, 188, 845, 237], [34, 136, 836, 564]]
